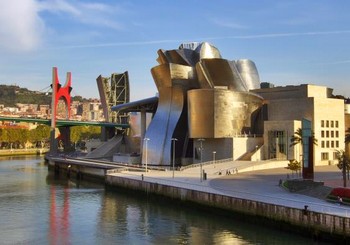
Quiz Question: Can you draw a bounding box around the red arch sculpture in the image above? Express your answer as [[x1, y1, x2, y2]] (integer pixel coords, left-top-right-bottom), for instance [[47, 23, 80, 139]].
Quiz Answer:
[[52, 67, 72, 119]]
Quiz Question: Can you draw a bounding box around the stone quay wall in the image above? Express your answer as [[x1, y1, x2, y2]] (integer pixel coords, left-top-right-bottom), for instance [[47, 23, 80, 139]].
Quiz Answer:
[[105, 174, 350, 240]]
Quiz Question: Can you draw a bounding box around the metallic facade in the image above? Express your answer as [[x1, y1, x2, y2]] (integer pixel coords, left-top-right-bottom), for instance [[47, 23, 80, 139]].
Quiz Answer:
[[112, 42, 263, 166], [188, 89, 263, 138]]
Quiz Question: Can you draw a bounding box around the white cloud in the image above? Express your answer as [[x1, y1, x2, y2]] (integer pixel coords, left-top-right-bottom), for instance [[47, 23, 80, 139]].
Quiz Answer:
[[0, 0, 124, 53], [0, 0, 44, 52], [211, 18, 247, 29], [38, 0, 80, 16], [38, 0, 123, 30]]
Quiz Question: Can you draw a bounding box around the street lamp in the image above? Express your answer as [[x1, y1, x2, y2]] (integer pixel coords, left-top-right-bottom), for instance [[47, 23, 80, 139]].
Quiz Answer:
[[144, 137, 150, 172], [213, 151, 216, 168], [198, 138, 205, 182], [171, 138, 178, 178]]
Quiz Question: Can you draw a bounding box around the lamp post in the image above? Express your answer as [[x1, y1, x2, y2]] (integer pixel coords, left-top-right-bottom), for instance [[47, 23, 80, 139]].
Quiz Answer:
[[144, 138, 150, 172], [171, 138, 178, 178], [198, 138, 205, 182], [213, 151, 216, 168]]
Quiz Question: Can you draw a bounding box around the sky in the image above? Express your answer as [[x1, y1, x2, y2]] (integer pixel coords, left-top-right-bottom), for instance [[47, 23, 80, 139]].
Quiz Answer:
[[1, 0, 350, 100]]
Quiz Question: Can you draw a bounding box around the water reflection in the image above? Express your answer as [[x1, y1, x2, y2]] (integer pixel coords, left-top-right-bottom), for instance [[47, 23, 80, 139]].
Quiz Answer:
[[49, 186, 70, 245], [0, 156, 327, 244]]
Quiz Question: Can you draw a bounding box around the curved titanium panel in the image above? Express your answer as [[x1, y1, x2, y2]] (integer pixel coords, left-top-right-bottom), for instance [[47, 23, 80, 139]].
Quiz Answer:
[[156, 49, 199, 67], [195, 42, 222, 59], [138, 42, 264, 166], [188, 89, 263, 138], [196, 59, 247, 91], [236, 59, 261, 90], [142, 85, 188, 166], [151, 63, 197, 89], [143, 63, 196, 166], [187, 89, 214, 138]]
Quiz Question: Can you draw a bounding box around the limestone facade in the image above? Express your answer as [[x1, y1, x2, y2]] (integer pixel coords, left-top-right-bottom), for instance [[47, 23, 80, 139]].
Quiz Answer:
[[253, 84, 345, 166]]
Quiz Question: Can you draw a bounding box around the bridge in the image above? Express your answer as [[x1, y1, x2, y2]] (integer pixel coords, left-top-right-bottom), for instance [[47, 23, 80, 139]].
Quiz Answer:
[[0, 116, 129, 128]]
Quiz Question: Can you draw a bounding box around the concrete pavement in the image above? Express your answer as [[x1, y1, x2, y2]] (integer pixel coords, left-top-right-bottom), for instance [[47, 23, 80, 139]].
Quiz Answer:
[[107, 160, 350, 218]]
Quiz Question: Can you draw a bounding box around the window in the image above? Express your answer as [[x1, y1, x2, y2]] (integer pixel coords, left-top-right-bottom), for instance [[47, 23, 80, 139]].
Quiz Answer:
[[326, 120, 329, 127], [326, 141, 330, 148], [336, 131, 339, 138], [335, 121, 339, 128], [331, 121, 334, 128], [321, 141, 325, 148], [331, 131, 334, 138], [326, 131, 329, 137], [321, 131, 325, 137], [333, 152, 338, 160], [321, 120, 325, 127], [321, 152, 329, 160], [267, 130, 287, 160], [336, 141, 339, 148], [331, 141, 334, 148]]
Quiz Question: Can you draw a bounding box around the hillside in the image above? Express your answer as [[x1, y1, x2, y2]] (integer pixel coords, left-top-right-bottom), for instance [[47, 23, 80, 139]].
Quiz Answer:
[[0, 84, 86, 107]]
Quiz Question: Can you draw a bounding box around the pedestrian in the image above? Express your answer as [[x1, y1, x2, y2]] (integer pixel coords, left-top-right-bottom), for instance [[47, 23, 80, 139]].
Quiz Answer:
[[338, 196, 343, 204]]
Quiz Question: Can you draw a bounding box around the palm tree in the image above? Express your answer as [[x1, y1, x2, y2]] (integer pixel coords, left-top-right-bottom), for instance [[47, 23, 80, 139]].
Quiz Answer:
[[290, 128, 303, 147], [345, 132, 350, 145], [335, 150, 350, 187], [290, 128, 318, 147], [290, 128, 318, 161]]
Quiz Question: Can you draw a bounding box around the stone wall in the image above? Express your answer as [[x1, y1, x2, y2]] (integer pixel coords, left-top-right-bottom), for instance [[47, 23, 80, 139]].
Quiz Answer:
[[106, 175, 350, 240]]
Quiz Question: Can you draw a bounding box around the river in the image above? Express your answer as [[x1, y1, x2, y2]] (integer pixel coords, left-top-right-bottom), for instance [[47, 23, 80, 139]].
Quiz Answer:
[[0, 156, 327, 244]]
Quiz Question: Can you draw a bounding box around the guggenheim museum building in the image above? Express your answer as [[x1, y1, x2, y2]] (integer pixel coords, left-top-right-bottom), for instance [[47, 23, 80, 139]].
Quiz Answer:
[[106, 42, 346, 168]]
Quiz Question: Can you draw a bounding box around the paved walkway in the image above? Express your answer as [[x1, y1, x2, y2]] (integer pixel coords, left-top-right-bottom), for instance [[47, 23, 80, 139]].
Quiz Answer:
[[108, 160, 350, 218]]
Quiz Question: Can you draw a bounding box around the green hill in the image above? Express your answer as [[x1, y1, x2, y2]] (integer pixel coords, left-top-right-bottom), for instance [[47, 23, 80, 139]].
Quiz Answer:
[[0, 84, 86, 107]]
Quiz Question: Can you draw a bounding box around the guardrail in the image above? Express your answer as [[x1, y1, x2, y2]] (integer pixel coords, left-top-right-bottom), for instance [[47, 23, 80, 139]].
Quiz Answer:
[[180, 158, 234, 171]]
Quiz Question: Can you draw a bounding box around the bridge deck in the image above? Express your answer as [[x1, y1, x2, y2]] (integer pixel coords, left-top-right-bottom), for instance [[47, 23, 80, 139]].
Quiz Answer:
[[0, 116, 129, 128]]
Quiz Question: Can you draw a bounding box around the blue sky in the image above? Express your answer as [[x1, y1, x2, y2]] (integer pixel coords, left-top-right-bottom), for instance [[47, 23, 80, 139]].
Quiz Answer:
[[1, 0, 350, 100]]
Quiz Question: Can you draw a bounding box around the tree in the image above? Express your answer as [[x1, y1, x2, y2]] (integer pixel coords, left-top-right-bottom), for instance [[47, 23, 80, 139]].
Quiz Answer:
[[7, 128, 21, 149], [345, 129, 350, 145], [0, 128, 9, 148], [335, 150, 350, 187], [70, 126, 101, 150], [70, 126, 82, 149], [290, 128, 318, 179], [290, 128, 318, 162], [290, 128, 318, 147], [286, 159, 301, 177], [30, 125, 50, 148], [18, 128, 29, 148]]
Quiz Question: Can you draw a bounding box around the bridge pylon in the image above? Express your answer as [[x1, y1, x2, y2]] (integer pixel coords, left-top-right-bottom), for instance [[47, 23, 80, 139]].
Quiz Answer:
[[50, 67, 73, 154]]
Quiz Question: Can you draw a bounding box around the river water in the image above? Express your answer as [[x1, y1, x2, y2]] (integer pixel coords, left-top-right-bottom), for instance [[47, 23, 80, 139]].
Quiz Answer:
[[0, 156, 327, 244]]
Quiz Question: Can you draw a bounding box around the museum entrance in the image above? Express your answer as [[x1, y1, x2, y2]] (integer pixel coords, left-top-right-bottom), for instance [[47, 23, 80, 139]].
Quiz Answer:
[[268, 130, 288, 160]]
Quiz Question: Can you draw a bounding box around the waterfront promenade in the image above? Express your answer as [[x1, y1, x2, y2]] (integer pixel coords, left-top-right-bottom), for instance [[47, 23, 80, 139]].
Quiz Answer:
[[107, 160, 350, 218]]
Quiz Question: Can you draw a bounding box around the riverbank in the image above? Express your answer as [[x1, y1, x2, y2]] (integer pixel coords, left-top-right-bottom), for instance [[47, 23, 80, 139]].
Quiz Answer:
[[1, 156, 319, 244], [0, 148, 49, 156], [48, 157, 350, 242]]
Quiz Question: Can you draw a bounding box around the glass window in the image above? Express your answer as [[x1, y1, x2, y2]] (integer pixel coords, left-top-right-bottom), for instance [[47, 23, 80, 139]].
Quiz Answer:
[[326, 120, 329, 127], [321, 120, 325, 127], [333, 152, 338, 160], [336, 141, 339, 148], [331, 131, 334, 138], [321, 131, 325, 137], [336, 131, 339, 138], [321, 141, 325, 148], [331, 141, 334, 148], [326, 131, 329, 137], [335, 121, 339, 128], [321, 152, 329, 160], [326, 141, 330, 148], [331, 121, 334, 127]]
